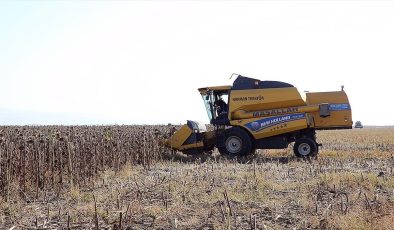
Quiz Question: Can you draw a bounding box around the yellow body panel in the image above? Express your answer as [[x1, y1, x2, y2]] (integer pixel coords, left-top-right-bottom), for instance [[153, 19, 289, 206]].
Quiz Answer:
[[165, 123, 212, 151], [232, 104, 319, 120], [198, 85, 231, 94], [165, 124, 192, 148], [229, 88, 306, 120], [178, 141, 204, 150], [306, 91, 352, 129]]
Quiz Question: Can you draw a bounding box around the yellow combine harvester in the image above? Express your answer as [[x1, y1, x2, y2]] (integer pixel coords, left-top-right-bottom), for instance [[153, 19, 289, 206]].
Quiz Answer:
[[165, 75, 352, 157]]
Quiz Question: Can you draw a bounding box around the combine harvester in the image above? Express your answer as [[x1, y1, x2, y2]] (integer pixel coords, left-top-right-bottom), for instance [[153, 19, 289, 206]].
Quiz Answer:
[[165, 75, 352, 157]]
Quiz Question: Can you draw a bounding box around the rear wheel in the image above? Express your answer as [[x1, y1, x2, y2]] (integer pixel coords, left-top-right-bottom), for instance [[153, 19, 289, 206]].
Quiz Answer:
[[219, 127, 253, 156], [293, 137, 317, 157]]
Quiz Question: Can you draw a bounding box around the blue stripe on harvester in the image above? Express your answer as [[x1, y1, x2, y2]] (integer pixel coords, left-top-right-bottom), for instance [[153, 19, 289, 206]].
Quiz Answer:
[[329, 103, 350, 111], [245, 113, 306, 132]]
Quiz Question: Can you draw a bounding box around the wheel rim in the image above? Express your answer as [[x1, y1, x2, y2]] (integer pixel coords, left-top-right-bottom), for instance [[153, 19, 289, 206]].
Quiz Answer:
[[225, 136, 242, 154], [298, 143, 311, 156]]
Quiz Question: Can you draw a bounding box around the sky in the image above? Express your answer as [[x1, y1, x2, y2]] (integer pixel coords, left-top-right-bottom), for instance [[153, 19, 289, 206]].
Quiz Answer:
[[0, 1, 393, 125]]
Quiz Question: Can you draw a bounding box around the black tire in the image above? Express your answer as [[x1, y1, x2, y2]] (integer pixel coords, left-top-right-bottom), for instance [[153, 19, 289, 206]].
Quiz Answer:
[[220, 127, 253, 156], [250, 147, 257, 155], [293, 137, 318, 157], [218, 146, 227, 155]]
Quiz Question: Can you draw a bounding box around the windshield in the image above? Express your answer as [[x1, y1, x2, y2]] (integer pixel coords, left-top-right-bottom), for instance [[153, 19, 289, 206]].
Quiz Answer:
[[201, 94, 215, 122], [201, 91, 229, 123]]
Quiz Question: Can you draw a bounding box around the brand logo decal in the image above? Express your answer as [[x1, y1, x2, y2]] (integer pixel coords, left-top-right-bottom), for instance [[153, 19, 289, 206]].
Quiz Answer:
[[246, 113, 306, 132], [329, 103, 350, 111], [232, 95, 264, 102]]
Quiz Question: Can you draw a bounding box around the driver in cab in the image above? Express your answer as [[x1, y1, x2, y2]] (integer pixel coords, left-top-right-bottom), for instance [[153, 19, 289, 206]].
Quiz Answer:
[[214, 96, 228, 116]]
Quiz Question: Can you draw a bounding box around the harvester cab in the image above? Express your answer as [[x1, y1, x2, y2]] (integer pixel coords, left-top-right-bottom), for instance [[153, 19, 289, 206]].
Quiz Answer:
[[199, 86, 231, 125], [165, 75, 353, 157]]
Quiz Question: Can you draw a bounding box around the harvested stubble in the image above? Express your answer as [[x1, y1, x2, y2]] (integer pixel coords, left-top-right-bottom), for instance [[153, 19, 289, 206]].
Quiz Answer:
[[0, 126, 394, 229]]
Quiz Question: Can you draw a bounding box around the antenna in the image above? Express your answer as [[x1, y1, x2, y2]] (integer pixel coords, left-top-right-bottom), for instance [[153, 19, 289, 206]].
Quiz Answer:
[[230, 73, 239, 80], [341, 85, 344, 91]]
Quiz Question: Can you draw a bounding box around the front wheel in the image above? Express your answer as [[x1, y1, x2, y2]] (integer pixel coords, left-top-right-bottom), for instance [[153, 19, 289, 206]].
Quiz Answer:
[[219, 127, 253, 156], [293, 137, 318, 157]]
